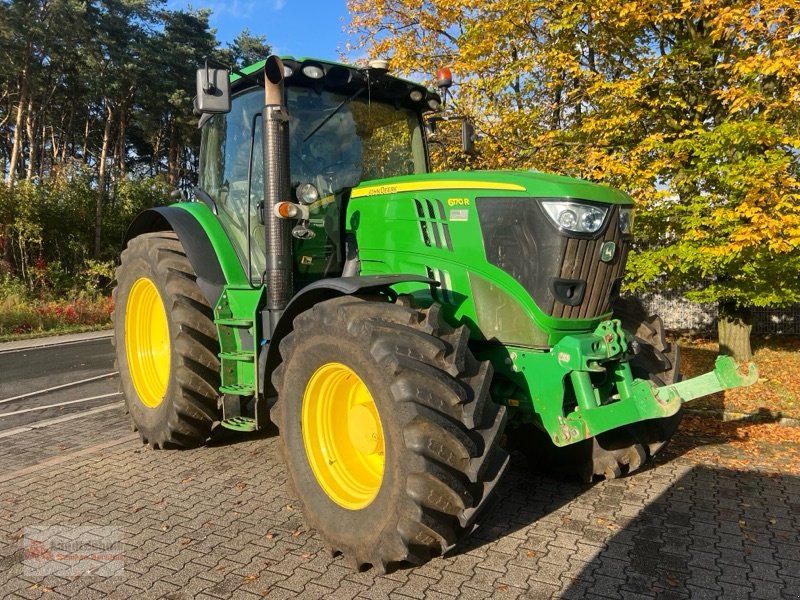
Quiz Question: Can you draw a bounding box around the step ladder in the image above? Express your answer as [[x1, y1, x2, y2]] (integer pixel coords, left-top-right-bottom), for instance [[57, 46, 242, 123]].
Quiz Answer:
[[214, 286, 265, 432]]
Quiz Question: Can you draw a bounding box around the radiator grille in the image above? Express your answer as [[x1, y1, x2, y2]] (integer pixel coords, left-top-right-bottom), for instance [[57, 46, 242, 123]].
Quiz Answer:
[[553, 206, 628, 319], [477, 198, 630, 321]]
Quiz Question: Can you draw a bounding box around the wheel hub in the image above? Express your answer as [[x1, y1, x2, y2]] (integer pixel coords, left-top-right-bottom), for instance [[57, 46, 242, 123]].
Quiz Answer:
[[125, 277, 170, 408], [302, 362, 385, 510]]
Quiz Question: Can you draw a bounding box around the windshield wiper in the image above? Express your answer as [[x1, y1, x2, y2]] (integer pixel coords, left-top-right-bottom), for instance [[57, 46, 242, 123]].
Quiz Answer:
[[303, 87, 366, 143]]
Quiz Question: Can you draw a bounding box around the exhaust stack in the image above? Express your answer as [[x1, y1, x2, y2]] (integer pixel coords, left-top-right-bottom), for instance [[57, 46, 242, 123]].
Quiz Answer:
[[262, 56, 292, 332]]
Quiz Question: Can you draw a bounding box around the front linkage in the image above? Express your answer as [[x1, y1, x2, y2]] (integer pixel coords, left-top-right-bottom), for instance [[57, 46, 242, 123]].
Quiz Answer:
[[500, 319, 758, 447]]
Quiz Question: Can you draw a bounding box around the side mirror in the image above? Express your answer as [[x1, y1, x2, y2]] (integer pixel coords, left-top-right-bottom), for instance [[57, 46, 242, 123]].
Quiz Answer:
[[462, 120, 476, 156], [195, 67, 231, 114]]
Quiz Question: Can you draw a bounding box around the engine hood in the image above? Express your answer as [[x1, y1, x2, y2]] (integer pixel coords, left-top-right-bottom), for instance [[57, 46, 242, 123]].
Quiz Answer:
[[351, 170, 635, 206]]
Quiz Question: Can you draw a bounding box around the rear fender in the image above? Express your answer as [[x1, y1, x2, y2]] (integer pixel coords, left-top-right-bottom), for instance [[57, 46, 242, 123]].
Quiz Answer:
[[124, 203, 247, 306]]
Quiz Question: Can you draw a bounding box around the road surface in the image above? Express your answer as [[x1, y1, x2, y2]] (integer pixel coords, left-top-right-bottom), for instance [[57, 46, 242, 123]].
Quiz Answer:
[[0, 332, 128, 470]]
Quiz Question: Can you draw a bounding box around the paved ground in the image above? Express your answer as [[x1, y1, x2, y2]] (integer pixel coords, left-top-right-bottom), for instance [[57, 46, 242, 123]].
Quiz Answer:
[[1, 335, 799, 599], [0, 334, 121, 470], [1, 414, 799, 599]]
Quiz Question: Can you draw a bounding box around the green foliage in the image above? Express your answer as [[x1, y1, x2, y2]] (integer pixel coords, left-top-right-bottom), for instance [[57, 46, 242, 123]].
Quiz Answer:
[[0, 172, 165, 337], [0, 1, 269, 338], [227, 28, 272, 68], [0, 173, 169, 299], [0, 291, 114, 339]]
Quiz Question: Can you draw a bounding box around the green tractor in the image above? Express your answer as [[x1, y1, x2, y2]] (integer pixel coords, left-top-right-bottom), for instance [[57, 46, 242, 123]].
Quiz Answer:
[[114, 56, 756, 570]]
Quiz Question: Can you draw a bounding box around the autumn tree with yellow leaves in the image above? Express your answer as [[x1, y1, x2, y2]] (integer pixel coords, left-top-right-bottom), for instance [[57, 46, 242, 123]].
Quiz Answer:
[[348, 0, 800, 360]]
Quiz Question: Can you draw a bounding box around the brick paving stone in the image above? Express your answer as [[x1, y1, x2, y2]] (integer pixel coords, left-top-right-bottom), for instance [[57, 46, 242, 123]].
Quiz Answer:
[[749, 579, 788, 600], [429, 569, 470, 594], [780, 576, 800, 599], [619, 571, 656, 596], [440, 554, 482, 577], [496, 562, 537, 590], [390, 573, 438, 598], [629, 553, 660, 578], [684, 585, 725, 600], [558, 577, 597, 600], [718, 564, 754, 588], [685, 565, 721, 591], [717, 580, 754, 599], [539, 545, 574, 568], [528, 559, 566, 587]]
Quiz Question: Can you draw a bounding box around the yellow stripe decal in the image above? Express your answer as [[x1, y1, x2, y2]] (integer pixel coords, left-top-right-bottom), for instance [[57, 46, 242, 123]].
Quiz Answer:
[[351, 180, 526, 198]]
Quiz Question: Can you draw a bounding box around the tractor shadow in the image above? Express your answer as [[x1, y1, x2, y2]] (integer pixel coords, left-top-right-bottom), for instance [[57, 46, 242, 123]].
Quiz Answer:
[[448, 460, 799, 599], [449, 405, 793, 566], [206, 420, 279, 447], [449, 456, 591, 558], [556, 465, 800, 598]]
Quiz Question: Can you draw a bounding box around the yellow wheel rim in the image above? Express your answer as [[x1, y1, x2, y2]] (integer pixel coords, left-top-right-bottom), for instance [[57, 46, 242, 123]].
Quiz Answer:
[[125, 277, 170, 408], [302, 362, 385, 510]]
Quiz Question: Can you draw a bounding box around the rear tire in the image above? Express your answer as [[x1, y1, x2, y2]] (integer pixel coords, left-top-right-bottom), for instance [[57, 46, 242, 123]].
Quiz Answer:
[[272, 297, 508, 571], [113, 232, 221, 448]]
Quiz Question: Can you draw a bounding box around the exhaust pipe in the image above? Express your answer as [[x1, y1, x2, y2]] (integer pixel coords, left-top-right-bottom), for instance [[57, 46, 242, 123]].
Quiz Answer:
[[262, 56, 292, 333]]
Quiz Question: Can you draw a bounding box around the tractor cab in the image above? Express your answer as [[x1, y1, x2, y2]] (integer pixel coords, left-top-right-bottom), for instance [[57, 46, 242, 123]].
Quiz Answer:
[[196, 57, 435, 288]]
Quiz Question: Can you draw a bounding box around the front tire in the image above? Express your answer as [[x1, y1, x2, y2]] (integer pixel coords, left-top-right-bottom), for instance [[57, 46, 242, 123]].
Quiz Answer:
[[113, 232, 221, 448], [272, 297, 508, 571]]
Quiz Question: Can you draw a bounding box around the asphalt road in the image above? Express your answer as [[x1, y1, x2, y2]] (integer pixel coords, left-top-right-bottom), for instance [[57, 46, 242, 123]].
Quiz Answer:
[[0, 334, 121, 434]]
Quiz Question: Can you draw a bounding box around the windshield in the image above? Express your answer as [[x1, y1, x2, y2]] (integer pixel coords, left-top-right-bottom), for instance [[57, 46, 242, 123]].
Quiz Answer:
[[288, 87, 427, 191], [200, 86, 427, 205], [198, 86, 427, 283]]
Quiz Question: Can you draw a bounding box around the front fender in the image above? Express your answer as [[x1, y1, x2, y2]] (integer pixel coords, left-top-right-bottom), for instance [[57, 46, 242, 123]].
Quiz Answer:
[[262, 274, 437, 397]]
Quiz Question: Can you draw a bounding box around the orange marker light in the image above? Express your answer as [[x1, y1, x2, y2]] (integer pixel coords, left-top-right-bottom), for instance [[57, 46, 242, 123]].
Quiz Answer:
[[277, 202, 295, 218]]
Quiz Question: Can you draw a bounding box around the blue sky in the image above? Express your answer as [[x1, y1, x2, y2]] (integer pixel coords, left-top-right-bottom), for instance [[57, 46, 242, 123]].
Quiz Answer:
[[168, 0, 354, 60]]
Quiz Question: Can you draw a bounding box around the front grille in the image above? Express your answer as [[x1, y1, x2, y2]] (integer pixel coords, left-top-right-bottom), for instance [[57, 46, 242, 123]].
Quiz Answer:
[[552, 206, 628, 319], [477, 198, 629, 320]]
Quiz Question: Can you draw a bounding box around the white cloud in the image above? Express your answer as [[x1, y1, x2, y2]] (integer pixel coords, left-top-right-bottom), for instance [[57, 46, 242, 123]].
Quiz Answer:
[[273, 0, 286, 9], [201, 0, 256, 20]]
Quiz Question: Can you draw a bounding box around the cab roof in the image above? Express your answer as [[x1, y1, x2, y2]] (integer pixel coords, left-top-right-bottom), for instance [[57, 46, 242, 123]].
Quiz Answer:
[[231, 56, 442, 115]]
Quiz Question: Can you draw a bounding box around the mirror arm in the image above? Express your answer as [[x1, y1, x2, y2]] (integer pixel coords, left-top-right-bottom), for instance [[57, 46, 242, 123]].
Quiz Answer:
[[204, 56, 265, 89]]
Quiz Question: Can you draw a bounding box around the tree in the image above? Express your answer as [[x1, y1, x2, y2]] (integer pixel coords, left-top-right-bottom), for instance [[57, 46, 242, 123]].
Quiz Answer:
[[0, 0, 269, 292], [347, 0, 800, 360], [229, 28, 271, 68], [143, 8, 218, 186]]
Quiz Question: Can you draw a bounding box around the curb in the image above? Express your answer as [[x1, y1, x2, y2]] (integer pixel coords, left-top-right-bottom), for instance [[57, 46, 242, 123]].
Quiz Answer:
[[0, 329, 113, 353]]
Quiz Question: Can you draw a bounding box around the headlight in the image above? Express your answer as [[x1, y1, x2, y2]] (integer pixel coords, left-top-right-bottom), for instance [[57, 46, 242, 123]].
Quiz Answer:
[[301, 64, 324, 79], [541, 201, 608, 234], [296, 183, 320, 205], [619, 206, 634, 234]]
